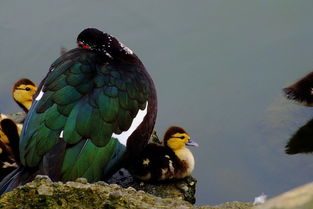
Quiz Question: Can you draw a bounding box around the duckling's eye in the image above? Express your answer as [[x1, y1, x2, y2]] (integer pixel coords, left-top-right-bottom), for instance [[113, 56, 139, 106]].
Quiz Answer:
[[179, 136, 185, 139], [25, 87, 31, 91]]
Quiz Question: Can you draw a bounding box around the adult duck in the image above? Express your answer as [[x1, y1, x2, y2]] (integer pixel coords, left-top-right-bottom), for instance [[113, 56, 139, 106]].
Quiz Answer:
[[0, 28, 157, 193], [283, 71, 313, 154]]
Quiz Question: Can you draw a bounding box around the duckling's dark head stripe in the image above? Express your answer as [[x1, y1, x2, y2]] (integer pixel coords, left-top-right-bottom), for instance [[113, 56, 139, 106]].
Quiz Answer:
[[13, 79, 36, 90], [163, 126, 187, 142]]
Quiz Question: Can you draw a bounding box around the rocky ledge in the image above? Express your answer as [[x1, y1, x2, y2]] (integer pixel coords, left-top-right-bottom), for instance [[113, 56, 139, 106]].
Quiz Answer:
[[1, 113, 252, 208], [107, 168, 197, 204], [0, 176, 252, 209]]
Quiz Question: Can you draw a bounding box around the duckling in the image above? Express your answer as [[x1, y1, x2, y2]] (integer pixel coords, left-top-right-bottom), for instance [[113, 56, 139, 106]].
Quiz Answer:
[[0, 115, 10, 146], [129, 126, 198, 181], [12, 78, 37, 113], [0, 78, 36, 179], [0, 78, 36, 137], [0, 119, 20, 180]]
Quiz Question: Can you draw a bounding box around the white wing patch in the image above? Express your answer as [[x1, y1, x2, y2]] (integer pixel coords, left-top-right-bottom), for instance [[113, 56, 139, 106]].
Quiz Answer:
[[35, 89, 44, 101], [112, 102, 148, 146], [59, 130, 64, 138]]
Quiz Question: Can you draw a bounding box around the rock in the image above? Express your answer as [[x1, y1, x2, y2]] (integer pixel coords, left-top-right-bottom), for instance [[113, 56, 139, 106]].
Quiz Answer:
[[0, 176, 251, 209], [0, 175, 194, 209], [255, 182, 313, 209], [107, 129, 197, 203], [107, 168, 197, 204], [6, 112, 26, 123], [1, 113, 251, 208], [211, 201, 253, 209]]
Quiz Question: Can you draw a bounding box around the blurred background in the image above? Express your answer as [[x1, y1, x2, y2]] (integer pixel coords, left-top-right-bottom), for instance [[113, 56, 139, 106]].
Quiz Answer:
[[1, 0, 313, 205]]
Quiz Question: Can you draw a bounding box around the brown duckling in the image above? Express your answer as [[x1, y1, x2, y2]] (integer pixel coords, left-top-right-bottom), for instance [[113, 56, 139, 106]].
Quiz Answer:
[[129, 126, 198, 181], [0, 119, 20, 180]]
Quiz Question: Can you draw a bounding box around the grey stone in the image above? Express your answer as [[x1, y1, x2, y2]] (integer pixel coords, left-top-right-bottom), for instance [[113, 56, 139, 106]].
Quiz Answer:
[[255, 182, 313, 209]]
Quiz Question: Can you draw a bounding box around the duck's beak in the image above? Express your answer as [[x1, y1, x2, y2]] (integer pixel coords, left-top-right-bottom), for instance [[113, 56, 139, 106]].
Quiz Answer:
[[186, 139, 199, 147]]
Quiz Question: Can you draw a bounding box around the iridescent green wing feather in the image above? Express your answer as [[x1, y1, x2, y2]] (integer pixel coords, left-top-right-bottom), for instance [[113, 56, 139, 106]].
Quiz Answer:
[[61, 139, 125, 181], [19, 48, 152, 171]]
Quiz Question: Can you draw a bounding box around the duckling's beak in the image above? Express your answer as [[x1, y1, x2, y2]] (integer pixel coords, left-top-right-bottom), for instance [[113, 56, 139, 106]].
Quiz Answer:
[[186, 139, 199, 147]]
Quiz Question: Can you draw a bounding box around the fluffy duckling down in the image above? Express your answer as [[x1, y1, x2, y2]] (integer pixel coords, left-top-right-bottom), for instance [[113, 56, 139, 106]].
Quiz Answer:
[[129, 126, 198, 181]]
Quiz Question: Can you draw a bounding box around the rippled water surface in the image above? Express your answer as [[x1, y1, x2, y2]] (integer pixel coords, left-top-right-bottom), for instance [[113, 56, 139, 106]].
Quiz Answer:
[[1, 0, 313, 205]]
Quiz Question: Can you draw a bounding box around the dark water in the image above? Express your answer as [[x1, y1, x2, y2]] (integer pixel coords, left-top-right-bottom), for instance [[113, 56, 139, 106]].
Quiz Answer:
[[1, 0, 313, 205]]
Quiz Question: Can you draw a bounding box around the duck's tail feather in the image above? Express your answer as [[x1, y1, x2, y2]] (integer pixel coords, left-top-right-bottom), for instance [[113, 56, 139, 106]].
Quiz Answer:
[[0, 166, 37, 195]]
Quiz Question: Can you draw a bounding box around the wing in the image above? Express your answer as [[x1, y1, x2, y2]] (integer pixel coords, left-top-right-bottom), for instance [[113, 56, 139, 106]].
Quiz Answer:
[[20, 48, 153, 168], [60, 138, 125, 181]]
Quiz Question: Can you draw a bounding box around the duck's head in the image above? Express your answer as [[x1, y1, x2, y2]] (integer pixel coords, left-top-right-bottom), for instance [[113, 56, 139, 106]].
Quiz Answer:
[[77, 28, 133, 59], [283, 71, 313, 106], [12, 79, 37, 112], [164, 126, 198, 151]]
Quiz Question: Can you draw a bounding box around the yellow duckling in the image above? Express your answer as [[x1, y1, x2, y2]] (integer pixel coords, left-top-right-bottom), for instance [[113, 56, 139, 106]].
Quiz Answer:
[[12, 78, 37, 113], [0, 78, 37, 137], [129, 126, 198, 181], [0, 78, 36, 178]]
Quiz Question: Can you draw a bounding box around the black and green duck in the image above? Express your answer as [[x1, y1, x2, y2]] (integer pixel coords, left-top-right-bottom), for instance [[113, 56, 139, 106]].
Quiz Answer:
[[0, 28, 157, 193], [129, 126, 198, 181]]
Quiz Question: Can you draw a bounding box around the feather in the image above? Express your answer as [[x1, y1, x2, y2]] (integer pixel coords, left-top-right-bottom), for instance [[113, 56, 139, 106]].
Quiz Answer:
[[104, 86, 118, 97], [97, 93, 119, 122], [52, 85, 82, 105], [66, 73, 85, 86], [45, 59, 75, 86], [63, 106, 82, 144], [44, 104, 66, 130], [117, 109, 133, 131], [36, 91, 54, 113], [61, 139, 122, 182]]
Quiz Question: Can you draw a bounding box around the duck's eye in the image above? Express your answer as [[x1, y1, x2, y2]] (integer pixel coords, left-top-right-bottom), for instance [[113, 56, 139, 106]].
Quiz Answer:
[[25, 87, 31, 91], [179, 136, 185, 139]]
